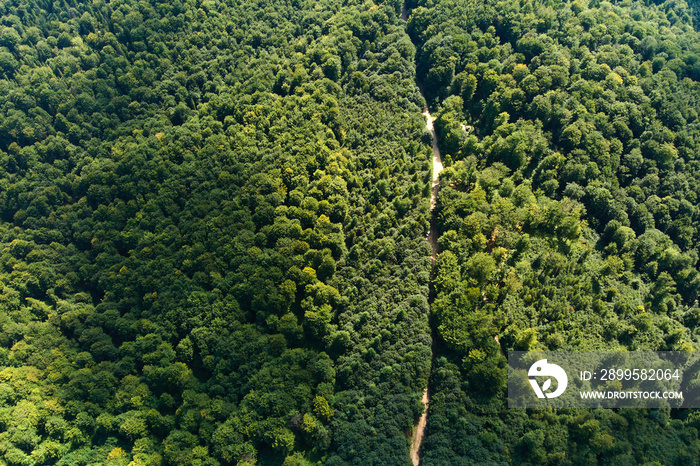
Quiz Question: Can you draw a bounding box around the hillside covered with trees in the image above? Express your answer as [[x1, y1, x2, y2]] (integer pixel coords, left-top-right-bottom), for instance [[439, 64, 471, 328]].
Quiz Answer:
[[2, 0, 700, 463], [0, 0, 435, 464], [409, 0, 700, 462]]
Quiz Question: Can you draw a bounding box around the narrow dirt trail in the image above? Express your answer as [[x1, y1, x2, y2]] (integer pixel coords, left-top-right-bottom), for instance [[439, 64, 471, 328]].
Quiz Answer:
[[402, 4, 442, 463], [409, 108, 442, 466], [425, 109, 442, 232], [409, 388, 429, 465]]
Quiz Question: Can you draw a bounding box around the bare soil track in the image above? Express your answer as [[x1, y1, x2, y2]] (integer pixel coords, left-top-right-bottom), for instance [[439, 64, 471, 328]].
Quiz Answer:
[[409, 108, 442, 466]]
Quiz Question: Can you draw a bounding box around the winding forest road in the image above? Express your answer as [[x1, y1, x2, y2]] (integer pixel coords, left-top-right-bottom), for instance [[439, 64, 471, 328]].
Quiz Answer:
[[409, 109, 442, 465]]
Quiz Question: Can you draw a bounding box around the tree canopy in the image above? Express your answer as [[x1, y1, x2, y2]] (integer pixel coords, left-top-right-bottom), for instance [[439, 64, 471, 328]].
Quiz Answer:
[[410, 0, 700, 462]]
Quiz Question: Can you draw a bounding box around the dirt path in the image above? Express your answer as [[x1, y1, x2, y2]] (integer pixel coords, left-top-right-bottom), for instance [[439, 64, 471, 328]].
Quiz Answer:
[[409, 107, 442, 466], [410, 389, 429, 465], [425, 109, 442, 218], [400, 2, 408, 20], [424, 108, 442, 265]]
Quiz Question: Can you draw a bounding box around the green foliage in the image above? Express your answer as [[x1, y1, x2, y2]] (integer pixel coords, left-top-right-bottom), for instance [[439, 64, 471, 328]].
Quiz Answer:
[[413, 0, 700, 462], [0, 0, 432, 463], [2, 0, 700, 462]]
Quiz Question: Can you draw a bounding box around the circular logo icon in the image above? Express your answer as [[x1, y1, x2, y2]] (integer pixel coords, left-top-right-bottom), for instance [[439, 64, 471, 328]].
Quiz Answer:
[[528, 359, 568, 399]]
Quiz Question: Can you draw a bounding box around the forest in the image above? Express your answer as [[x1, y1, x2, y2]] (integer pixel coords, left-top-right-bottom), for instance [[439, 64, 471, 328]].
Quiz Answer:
[[1, 0, 700, 464], [412, 0, 700, 462], [0, 0, 433, 464]]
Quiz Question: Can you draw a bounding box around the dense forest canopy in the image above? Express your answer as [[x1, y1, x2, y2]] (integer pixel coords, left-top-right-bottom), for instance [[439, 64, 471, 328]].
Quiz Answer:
[[0, 0, 434, 464], [2, 0, 700, 463], [410, 0, 700, 462]]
